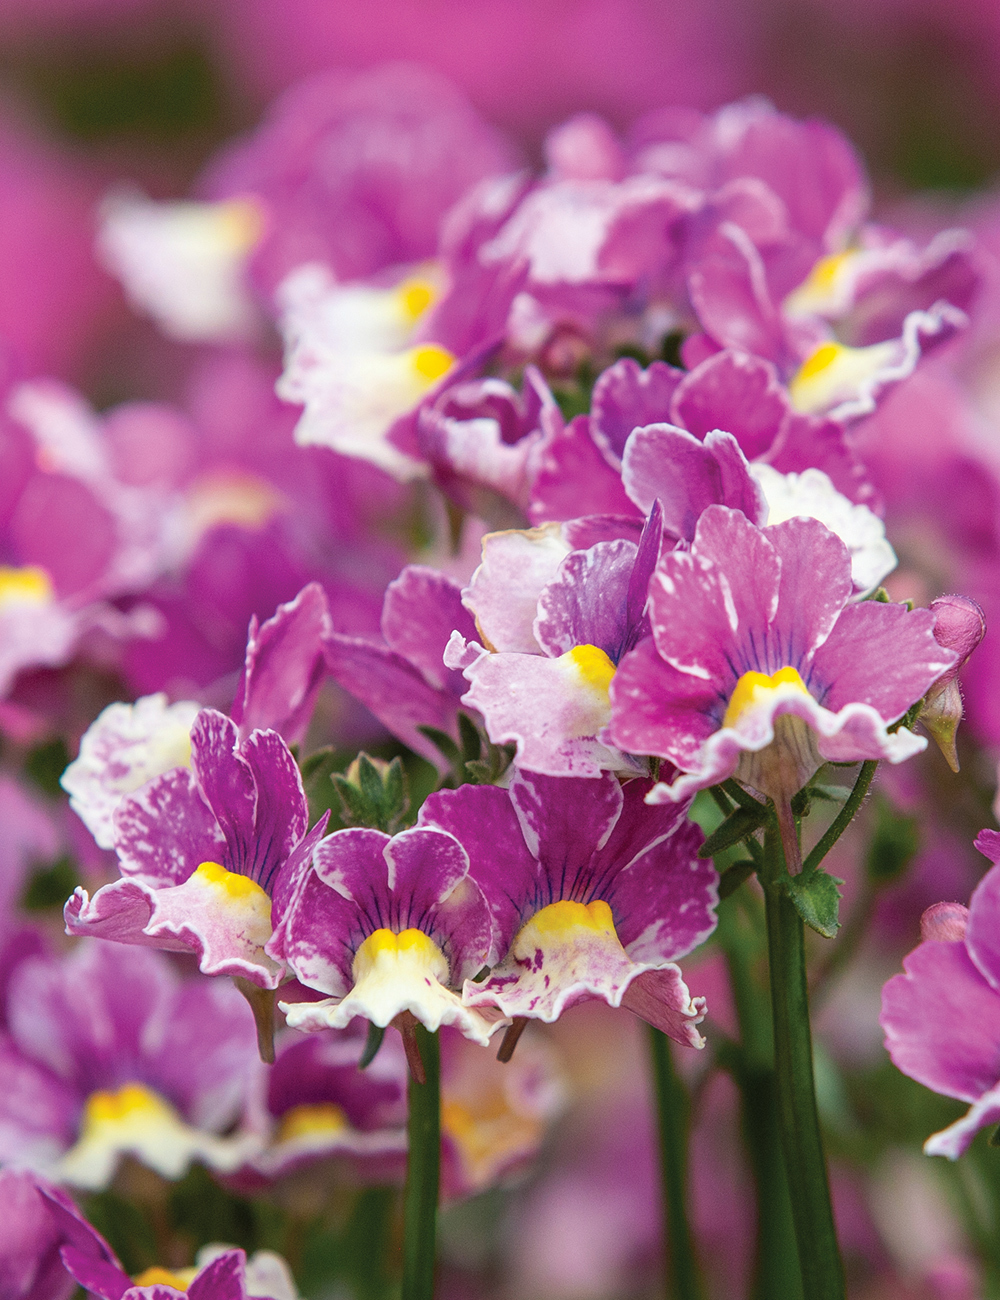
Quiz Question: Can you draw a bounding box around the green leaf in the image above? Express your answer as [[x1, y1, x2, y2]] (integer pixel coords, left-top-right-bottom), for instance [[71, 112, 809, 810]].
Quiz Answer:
[[332, 754, 410, 834], [416, 724, 463, 772], [359, 1022, 386, 1069], [699, 803, 768, 858], [299, 746, 347, 829], [21, 854, 79, 911], [787, 869, 844, 938], [24, 737, 71, 797], [718, 859, 756, 900], [865, 793, 920, 884]]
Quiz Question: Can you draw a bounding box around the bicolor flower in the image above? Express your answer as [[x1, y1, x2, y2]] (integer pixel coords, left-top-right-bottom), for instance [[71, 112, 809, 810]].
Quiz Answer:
[[97, 190, 265, 343], [235, 1022, 408, 1185], [272, 822, 501, 1053], [419, 769, 716, 1047], [64, 709, 326, 990], [881, 830, 1000, 1159], [0, 942, 261, 1189], [444, 505, 662, 777], [608, 506, 956, 803], [38, 1178, 298, 1300], [276, 262, 457, 479]]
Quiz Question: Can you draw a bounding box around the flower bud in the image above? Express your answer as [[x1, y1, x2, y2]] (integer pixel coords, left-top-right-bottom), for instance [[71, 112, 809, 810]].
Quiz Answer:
[[919, 595, 986, 772], [920, 901, 969, 943]]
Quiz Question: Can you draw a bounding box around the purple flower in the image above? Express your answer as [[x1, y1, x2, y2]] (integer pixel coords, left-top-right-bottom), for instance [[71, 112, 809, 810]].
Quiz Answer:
[[233, 1022, 408, 1186], [65, 709, 325, 989], [881, 829, 1000, 1158], [271, 823, 500, 1048], [0, 942, 261, 1189], [37, 1178, 298, 1300], [419, 769, 716, 1046], [607, 506, 955, 803], [444, 505, 662, 778]]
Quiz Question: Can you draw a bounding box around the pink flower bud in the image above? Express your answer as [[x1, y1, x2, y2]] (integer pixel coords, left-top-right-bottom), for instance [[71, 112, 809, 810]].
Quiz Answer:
[[929, 595, 986, 687], [920, 901, 969, 943]]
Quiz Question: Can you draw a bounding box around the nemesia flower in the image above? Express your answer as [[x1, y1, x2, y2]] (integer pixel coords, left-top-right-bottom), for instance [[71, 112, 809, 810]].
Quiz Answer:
[[65, 709, 326, 989], [444, 505, 662, 778], [276, 262, 457, 478], [272, 822, 501, 1050], [438, 1024, 566, 1200], [38, 1179, 298, 1300], [881, 829, 1000, 1159], [0, 943, 261, 1189], [96, 190, 266, 343], [419, 769, 715, 1046], [235, 1022, 408, 1186], [607, 506, 956, 803]]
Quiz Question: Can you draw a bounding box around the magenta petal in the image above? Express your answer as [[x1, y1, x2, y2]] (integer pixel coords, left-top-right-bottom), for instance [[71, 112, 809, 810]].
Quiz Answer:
[[965, 864, 1000, 995], [590, 358, 683, 467], [230, 582, 332, 745], [528, 415, 640, 525], [381, 565, 476, 694], [323, 635, 464, 771], [620, 967, 707, 1047], [670, 349, 786, 461], [924, 1083, 1000, 1160], [881, 940, 1000, 1103], [607, 638, 717, 769], [187, 1250, 246, 1300], [113, 769, 225, 885], [533, 540, 637, 660]]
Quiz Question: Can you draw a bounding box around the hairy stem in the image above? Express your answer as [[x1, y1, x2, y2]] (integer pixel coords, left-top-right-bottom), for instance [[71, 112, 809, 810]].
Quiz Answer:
[[647, 1025, 704, 1300], [402, 1025, 440, 1300], [802, 761, 878, 875]]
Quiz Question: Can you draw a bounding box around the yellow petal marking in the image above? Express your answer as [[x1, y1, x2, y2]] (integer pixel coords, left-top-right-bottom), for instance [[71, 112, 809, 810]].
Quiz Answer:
[[723, 666, 809, 729], [352, 927, 449, 985], [133, 1267, 198, 1291], [192, 860, 271, 907], [793, 340, 842, 385], [276, 1102, 349, 1143], [409, 343, 456, 385], [519, 898, 616, 944], [216, 197, 265, 253], [397, 278, 438, 323], [562, 644, 616, 695], [0, 565, 53, 608]]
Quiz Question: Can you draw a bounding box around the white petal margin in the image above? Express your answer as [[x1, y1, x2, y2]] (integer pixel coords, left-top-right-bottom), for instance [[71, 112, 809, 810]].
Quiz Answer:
[[61, 694, 200, 849], [463, 900, 707, 1048], [752, 464, 896, 594], [97, 189, 263, 342], [53, 1082, 263, 1190], [788, 302, 967, 422], [65, 863, 285, 989], [280, 928, 504, 1046], [645, 689, 930, 806], [923, 1082, 1000, 1160]]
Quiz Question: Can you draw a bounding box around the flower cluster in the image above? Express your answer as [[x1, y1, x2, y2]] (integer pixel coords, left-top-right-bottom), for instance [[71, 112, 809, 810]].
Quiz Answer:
[[1, 34, 998, 1300]]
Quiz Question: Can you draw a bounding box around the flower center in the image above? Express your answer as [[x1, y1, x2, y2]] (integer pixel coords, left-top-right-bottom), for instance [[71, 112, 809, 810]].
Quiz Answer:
[[133, 1267, 199, 1291], [562, 644, 617, 693], [396, 277, 438, 323], [0, 564, 53, 609], [275, 1102, 349, 1142], [788, 338, 900, 413], [521, 898, 616, 944], [409, 343, 456, 385], [723, 666, 809, 729], [352, 927, 450, 987]]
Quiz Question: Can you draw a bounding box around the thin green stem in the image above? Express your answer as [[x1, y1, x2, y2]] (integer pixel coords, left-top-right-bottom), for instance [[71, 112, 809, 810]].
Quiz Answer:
[[402, 1025, 440, 1300], [716, 900, 802, 1300], [647, 1025, 704, 1300], [802, 761, 877, 875], [762, 821, 845, 1300]]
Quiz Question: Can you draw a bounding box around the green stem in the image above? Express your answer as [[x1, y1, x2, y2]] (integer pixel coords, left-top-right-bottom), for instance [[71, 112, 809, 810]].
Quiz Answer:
[[647, 1025, 704, 1300], [402, 1025, 440, 1300], [802, 761, 877, 874], [762, 820, 845, 1300], [716, 900, 802, 1300]]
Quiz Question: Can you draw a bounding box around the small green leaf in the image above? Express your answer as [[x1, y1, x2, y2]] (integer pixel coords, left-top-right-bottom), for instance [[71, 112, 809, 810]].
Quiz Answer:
[[416, 725, 463, 771], [299, 746, 346, 828], [332, 754, 410, 834], [25, 737, 71, 797], [21, 854, 79, 911], [865, 793, 920, 884], [698, 803, 768, 858], [718, 859, 756, 900], [787, 869, 844, 938], [359, 1022, 386, 1070]]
